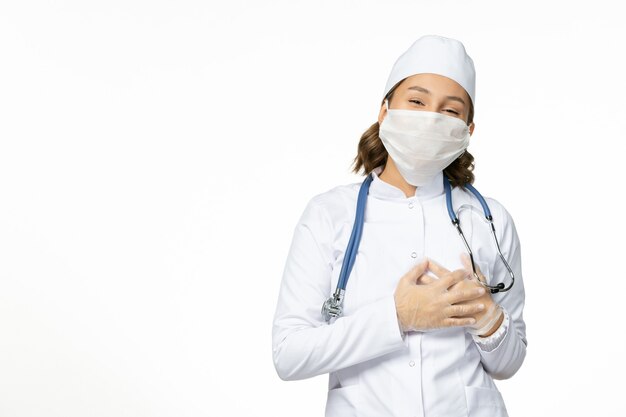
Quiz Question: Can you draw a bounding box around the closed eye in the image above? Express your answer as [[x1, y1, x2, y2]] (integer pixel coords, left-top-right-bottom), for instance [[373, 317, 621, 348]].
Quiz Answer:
[[409, 99, 459, 115]]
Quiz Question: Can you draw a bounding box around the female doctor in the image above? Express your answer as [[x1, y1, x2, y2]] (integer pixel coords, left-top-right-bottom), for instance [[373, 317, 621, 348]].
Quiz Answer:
[[272, 35, 528, 417]]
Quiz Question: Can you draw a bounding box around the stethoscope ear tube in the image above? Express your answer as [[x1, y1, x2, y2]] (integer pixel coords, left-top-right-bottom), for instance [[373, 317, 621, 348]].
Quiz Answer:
[[445, 175, 515, 294], [487, 218, 515, 293]]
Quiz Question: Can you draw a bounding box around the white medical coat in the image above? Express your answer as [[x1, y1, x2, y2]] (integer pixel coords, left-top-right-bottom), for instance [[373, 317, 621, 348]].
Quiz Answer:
[[272, 165, 528, 417]]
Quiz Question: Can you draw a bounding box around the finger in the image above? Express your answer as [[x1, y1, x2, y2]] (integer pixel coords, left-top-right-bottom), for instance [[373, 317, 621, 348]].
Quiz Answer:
[[448, 279, 476, 293], [444, 317, 476, 327], [441, 268, 471, 290], [460, 253, 473, 272], [446, 287, 486, 305], [416, 273, 437, 285], [448, 278, 473, 292], [459, 253, 483, 281], [426, 258, 451, 278], [446, 302, 485, 317], [401, 258, 430, 285]]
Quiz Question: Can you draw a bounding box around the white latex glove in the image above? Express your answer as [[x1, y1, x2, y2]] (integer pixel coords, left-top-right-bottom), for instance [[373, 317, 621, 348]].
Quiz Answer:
[[393, 258, 487, 333], [423, 254, 503, 336]]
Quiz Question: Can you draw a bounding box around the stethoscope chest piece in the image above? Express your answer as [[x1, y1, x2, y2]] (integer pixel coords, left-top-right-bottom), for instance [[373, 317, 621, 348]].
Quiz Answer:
[[321, 288, 345, 322]]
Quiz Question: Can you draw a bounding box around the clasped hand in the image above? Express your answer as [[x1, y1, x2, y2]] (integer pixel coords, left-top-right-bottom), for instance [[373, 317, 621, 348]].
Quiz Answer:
[[394, 253, 501, 334]]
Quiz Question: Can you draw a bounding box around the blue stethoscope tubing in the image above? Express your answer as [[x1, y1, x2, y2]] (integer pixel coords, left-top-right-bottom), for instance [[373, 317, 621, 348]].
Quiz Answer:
[[321, 172, 515, 322]]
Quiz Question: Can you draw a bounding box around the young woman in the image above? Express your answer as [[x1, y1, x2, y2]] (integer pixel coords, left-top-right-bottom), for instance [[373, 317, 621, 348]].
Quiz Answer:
[[272, 35, 528, 417]]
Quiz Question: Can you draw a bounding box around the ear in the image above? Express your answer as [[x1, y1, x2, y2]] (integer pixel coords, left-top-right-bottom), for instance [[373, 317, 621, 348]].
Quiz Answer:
[[378, 99, 387, 125], [468, 121, 475, 136]]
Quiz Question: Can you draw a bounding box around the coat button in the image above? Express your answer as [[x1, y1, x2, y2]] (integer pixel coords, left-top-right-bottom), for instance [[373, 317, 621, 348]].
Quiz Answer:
[[409, 360, 415, 367], [408, 202, 414, 209], [411, 252, 417, 258]]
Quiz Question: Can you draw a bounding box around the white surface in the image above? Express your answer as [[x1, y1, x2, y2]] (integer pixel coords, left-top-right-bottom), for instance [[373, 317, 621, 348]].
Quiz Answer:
[[0, 1, 623, 416]]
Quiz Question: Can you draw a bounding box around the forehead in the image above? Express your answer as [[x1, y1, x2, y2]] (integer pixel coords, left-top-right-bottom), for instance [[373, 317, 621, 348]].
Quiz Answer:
[[397, 73, 467, 97]]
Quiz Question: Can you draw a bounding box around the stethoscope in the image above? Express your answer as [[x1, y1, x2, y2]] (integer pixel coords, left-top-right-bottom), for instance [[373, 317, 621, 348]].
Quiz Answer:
[[321, 172, 515, 323]]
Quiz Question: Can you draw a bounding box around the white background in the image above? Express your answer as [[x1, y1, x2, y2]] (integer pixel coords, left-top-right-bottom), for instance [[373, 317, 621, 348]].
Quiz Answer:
[[1, 1, 624, 416]]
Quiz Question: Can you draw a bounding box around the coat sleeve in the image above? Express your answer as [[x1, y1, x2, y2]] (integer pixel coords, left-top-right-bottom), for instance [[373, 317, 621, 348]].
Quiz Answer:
[[272, 198, 408, 381], [471, 199, 528, 380]]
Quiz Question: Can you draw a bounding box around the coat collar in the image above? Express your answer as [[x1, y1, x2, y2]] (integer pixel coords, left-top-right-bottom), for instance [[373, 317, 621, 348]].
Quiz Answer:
[[368, 165, 445, 201]]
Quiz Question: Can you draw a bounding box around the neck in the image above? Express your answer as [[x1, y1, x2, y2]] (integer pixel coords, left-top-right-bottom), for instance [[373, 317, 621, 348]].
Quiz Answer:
[[379, 158, 417, 199]]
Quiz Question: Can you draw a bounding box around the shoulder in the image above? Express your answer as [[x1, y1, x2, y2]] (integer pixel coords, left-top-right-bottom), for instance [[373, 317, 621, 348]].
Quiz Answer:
[[483, 195, 516, 229], [298, 180, 361, 228], [453, 184, 515, 221], [479, 193, 520, 243]]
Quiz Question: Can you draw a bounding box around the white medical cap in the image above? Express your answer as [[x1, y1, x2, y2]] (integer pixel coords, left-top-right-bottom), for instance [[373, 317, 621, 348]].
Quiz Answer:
[[382, 34, 476, 108]]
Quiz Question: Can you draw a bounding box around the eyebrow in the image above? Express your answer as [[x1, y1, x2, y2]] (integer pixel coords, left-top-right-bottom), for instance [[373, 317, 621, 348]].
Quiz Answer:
[[407, 85, 466, 106]]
